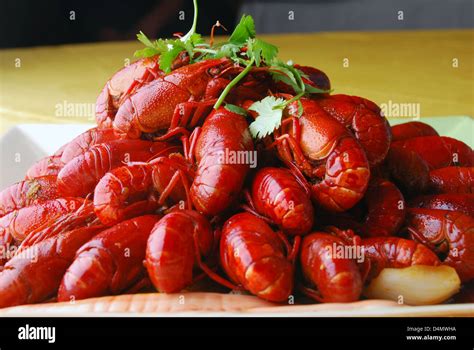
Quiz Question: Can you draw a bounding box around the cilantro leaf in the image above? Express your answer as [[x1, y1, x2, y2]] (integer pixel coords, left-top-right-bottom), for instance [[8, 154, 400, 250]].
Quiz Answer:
[[136, 31, 154, 48], [134, 35, 168, 57], [296, 68, 331, 94], [134, 0, 201, 72], [248, 96, 286, 139], [254, 38, 278, 65], [159, 44, 184, 73], [224, 103, 248, 116], [135, 36, 191, 73], [269, 61, 325, 96], [270, 64, 302, 93], [247, 38, 278, 66], [214, 43, 241, 59], [134, 47, 159, 58], [152, 38, 170, 52], [229, 15, 256, 45], [185, 33, 204, 57], [134, 32, 161, 58], [297, 99, 304, 117], [304, 83, 331, 94], [190, 33, 204, 45]]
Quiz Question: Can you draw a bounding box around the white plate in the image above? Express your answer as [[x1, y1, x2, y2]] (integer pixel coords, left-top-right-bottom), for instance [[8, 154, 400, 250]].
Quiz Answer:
[[0, 124, 93, 189]]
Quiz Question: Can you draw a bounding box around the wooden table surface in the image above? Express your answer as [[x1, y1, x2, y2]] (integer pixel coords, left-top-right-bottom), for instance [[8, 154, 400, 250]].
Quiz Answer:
[[0, 29, 473, 134]]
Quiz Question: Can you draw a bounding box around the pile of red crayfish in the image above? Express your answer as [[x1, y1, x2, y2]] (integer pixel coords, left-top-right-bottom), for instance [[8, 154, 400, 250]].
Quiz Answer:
[[0, 18, 472, 309]]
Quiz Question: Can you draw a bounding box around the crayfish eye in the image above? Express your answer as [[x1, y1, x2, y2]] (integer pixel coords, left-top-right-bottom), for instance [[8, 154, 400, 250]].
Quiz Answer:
[[208, 67, 221, 76]]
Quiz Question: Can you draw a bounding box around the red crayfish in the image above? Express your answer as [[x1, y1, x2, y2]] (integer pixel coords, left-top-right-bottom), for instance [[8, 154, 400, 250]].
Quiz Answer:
[[0, 28, 472, 310]]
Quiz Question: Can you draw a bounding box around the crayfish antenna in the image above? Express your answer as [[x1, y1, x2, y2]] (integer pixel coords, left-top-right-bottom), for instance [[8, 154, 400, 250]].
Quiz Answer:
[[154, 127, 190, 142], [241, 190, 275, 226], [407, 227, 437, 251], [241, 206, 276, 227], [325, 226, 359, 246], [187, 126, 201, 162], [210, 21, 227, 47], [124, 277, 152, 294], [243, 189, 255, 209], [359, 258, 372, 285], [211, 228, 222, 257], [275, 230, 292, 254], [288, 236, 301, 264], [298, 284, 325, 303], [288, 163, 312, 198], [157, 167, 193, 211], [192, 227, 242, 291]]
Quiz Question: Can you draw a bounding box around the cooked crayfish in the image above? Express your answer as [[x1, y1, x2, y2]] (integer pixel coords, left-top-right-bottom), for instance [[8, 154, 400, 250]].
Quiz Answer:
[[409, 193, 474, 217], [190, 107, 254, 216], [316, 94, 391, 166], [0, 225, 104, 308], [407, 208, 474, 282], [145, 210, 230, 293], [273, 98, 370, 212], [58, 215, 160, 301], [0, 175, 59, 217], [429, 167, 474, 194], [246, 167, 313, 236], [93, 153, 192, 225], [391, 121, 438, 142], [219, 212, 295, 302], [300, 232, 363, 302], [57, 139, 177, 197], [113, 58, 233, 138], [0, 198, 95, 265]]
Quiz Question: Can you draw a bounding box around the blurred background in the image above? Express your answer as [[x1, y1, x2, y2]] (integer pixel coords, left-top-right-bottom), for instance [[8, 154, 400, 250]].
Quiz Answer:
[[1, 0, 472, 48]]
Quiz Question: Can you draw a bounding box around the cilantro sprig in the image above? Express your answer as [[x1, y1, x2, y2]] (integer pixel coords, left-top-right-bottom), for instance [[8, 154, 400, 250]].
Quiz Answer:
[[134, 0, 204, 73], [248, 96, 285, 139], [211, 14, 328, 124], [133, 1, 330, 139], [229, 14, 256, 45], [212, 15, 279, 109], [247, 93, 305, 139], [135, 32, 203, 73]]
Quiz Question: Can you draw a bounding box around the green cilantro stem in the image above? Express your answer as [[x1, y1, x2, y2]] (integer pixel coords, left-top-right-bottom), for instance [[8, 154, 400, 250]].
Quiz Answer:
[[275, 91, 304, 109], [233, 57, 249, 66], [194, 48, 218, 54], [181, 0, 198, 42], [214, 57, 255, 109]]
